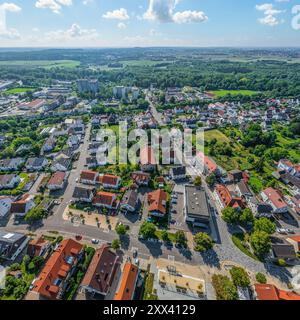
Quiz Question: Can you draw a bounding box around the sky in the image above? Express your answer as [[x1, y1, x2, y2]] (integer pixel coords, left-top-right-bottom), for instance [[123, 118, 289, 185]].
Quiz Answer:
[[0, 0, 299, 47]]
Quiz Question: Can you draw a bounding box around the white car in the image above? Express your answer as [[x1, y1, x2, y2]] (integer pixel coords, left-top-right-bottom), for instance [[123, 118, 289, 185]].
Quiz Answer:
[[91, 239, 100, 244]]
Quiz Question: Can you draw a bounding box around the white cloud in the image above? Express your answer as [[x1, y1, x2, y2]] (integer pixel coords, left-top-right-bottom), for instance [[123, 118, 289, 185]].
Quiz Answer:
[[35, 0, 72, 14], [0, 28, 20, 39], [256, 3, 284, 26], [173, 10, 208, 24], [45, 23, 98, 41], [143, 0, 207, 24], [0, 2, 21, 12], [103, 8, 129, 20], [117, 22, 127, 29]]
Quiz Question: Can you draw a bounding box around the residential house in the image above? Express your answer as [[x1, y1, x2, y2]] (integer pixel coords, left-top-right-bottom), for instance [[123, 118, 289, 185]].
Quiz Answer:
[[0, 158, 25, 171], [286, 235, 300, 254], [195, 151, 220, 176], [0, 174, 21, 190], [98, 174, 121, 190], [27, 237, 51, 258], [185, 185, 211, 228], [120, 190, 138, 213], [271, 243, 296, 262], [86, 157, 98, 169], [228, 170, 243, 183], [0, 196, 13, 218], [47, 172, 67, 191], [42, 137, 56, 153], [80, 170, 99, 185], [254, 284, 300, 301], [114, 263, 139, 301], [215, 184, 245, 210], [26, 157, 48, 171], [50, 158, 71, 172], [148, 189, 168, 218], [0, 230, 28, 261], [31, 239, 84, 300], [236, 180, 253, 199], [11, 194, 35, 217], [261, 188, 288, 214], [131, 171, 150, 186], [170, 166, 186, 181], [72, 187, 95, 203], [80, 244, 120, 297], [67, 135, 80, 148], [140, 146, 156, 172], [278, 159, 294, 173], [93, 192, 117, 209]]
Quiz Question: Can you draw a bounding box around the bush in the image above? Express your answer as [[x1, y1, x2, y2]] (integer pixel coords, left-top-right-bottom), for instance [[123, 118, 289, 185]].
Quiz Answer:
[[194, 232, 214, 252], [212, 274, 238, 300], [230, 267, 250, 288], [277, 258, 286, 267], [256, 273, 267, 284]]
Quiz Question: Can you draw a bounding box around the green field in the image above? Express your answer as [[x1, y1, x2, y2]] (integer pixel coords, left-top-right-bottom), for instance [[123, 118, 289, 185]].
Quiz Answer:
[[0, 60, 80, 69], [121, 59, 173, 67], [4, 87, 37, 94], [205, 129, 230, 143], [209, 89, 258, 98]]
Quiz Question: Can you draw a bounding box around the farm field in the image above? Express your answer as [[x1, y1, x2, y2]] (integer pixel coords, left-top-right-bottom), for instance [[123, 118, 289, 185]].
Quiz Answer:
[[0, 60, 80, 69], [209, 89, 259, 98]]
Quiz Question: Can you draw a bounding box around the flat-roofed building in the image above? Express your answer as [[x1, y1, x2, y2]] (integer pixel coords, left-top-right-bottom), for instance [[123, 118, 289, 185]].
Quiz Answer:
[[184, 185, 211, 228]]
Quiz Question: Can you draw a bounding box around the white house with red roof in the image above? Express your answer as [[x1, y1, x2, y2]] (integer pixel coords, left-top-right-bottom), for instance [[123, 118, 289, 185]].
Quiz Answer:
[[93, 192, 117, 209], [261, 187, 288, 214], [80, 170, 99, 185], [98, 174, 121, 190]]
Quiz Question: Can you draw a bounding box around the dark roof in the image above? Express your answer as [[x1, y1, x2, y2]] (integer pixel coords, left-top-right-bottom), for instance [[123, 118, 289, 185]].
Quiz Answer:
[[185, 185, 210, 219], [281, 173, 300, 189], [73, 187, 94, 199], [171, 166, 186, 176], [237, 181, 252, 196], [26, 157, 46, 167], [0, 230, 26, 243], [257, 203, 273, 214], [122, 190, 138, 209], [272, 244, 296, 259]]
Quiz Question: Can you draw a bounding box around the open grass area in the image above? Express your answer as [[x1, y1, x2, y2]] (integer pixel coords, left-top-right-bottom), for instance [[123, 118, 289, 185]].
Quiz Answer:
[[4, 87, 37, 94], [0, 60, 80, 69], [205, 129, 230, 144], [209, 89, 258, 98], [231, 233, 260, 262]]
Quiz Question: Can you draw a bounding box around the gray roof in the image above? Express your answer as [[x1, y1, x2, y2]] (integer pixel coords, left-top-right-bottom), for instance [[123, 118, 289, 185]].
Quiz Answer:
[[0, 230, 26, 244], [171, 166, 186, 176], [272, 244, 296, 259], [185, 185, 210, 219], [122, 190, 138, 208], [73, 187, 94, 199]]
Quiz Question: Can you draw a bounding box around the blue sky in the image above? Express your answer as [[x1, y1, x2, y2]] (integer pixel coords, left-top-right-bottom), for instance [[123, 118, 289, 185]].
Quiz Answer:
[[0, 0, 299, 47]]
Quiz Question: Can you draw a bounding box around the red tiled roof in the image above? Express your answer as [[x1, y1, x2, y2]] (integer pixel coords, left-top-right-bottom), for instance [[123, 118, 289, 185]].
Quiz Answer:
[[255, 284, 300, 301], [81, 244, 119, 294], [93, 191, 116, 206], [131, 172, 150, 183], [48, 172, 66, 186], [197, 151, 217, 173], [148, 189, 168, 215], [11, 194, 34, 213], [216, 184, 245, 209], [288, 235, 300, 243], [140, 147, 156, 165], [32, 239, 83, 300], [262, 188, 287, 209], [80, 170, 98, 181], [98, 174, 120, 186], [114, 263, 138, 300]]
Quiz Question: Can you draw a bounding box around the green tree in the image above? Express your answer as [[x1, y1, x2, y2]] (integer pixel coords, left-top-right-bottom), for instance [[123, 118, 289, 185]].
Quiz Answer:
[[212, 274, 238, 300], [250, 230, 271, 256], [194, 232, 214, 252], [175, 231, 187, 246], [194, 176, 202, 187], [230, 267, 250, 288], [254, 218, 276, 235], [161, 230, 169, 242], [111, 239, 121, 250], [239, 208, 254, 225], [222, 207, 240, 225], [139, 222, 157, 240], [206, 173, 216, 187], [25, 207, 45, 222], [116, 223, 128, 237]]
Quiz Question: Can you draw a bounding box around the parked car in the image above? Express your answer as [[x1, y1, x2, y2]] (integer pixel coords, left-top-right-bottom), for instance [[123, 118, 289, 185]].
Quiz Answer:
[[91, 239, 100, 244]]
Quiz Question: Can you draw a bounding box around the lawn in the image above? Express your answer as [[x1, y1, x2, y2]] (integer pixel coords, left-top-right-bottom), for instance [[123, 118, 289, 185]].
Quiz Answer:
[[4, 87, 37, 94], [209, 90, 259, 98], [231, 233, 260, 262], [205, 129, 230, 144], [0, 60, 80, 69]]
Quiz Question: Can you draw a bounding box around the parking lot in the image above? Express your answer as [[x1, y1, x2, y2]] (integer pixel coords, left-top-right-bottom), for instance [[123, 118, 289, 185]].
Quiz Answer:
[[169, 191, 190, 232]]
